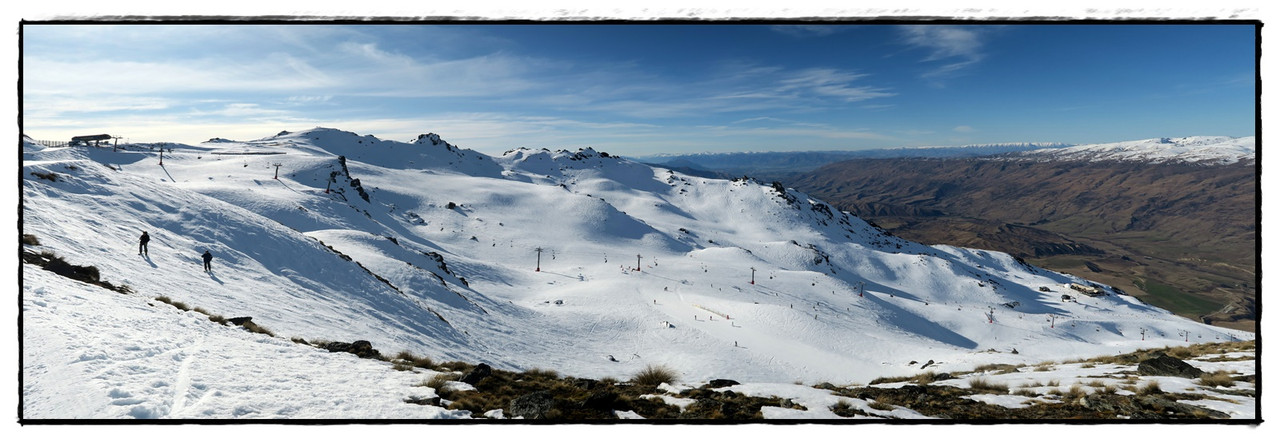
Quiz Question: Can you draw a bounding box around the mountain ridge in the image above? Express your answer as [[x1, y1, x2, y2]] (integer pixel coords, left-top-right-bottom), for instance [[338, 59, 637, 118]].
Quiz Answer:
[[21, 128, 1249, 389]]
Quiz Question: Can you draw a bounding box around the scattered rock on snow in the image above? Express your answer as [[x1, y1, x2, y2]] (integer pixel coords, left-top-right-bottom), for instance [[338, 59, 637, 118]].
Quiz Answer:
[[1136, 353, 1204, 378]]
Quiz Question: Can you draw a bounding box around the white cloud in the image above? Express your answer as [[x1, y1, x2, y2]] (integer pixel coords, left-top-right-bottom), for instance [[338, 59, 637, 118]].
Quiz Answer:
[[954, 125, 975, 133], [777, 68, 895, 102], [898, 25, 990, 81]]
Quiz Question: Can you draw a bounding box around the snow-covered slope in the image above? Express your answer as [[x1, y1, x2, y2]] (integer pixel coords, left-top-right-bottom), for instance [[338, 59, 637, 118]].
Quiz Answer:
[[1011, 136, 1255, 165], [21, 128, 1252, 418]]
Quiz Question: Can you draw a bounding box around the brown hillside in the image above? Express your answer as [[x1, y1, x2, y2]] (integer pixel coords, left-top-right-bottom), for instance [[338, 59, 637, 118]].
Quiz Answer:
[[790, 158, 1256, 331]]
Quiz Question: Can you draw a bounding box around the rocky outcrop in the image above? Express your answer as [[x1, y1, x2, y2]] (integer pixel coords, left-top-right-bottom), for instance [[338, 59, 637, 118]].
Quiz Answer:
[[1136, 353, 1204, 378]]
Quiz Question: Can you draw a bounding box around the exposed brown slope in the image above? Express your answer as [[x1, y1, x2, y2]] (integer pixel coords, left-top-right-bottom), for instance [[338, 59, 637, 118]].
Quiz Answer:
[[790, 158, 1257, 331]]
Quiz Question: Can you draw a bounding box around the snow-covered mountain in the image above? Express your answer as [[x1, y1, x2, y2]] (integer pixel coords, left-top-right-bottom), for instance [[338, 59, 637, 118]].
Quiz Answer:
[[20, 128, 1252, 419], [1009, 136, 1255, 165]]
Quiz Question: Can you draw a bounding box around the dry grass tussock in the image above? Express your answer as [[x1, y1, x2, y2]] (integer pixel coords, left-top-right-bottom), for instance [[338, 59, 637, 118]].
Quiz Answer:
[[967, 377, 1008, 394], [631, 364, 678, 387], [1197, 371, 1237, 388]]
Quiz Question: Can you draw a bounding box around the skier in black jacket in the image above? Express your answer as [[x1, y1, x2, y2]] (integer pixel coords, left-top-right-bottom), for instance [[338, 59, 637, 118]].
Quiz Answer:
[[202, 250, 213, 272], [138, 231, 150, 256]]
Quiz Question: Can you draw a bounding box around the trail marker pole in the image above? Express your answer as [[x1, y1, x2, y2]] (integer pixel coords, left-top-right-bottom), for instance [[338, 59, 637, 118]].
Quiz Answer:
[[273, 163, 282, 180], [636, 254, 642, 271], [158, 150, 164, 166], [535, 247, 543, 272], [750, 267, 756, 285]]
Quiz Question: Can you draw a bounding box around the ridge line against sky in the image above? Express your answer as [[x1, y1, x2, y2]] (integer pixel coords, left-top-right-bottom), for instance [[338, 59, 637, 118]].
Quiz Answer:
[[14, 5, 1263, 157]]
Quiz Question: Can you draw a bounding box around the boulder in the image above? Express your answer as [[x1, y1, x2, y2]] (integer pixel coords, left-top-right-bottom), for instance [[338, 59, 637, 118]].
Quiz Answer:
[[1136, 353, 1204, 378], [509, 390, 554, 419], [459, 363, 492, 386]]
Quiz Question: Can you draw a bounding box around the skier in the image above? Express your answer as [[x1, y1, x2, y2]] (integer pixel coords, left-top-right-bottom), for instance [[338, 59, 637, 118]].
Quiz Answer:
[[202, 250, 213, 272], [138, 231, 150, 256]]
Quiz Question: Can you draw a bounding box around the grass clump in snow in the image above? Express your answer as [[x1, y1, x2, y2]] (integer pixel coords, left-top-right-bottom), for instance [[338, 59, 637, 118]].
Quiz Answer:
[[967, 377, 1008, 394], [1136, 381, 1163, 396], [866, 401, 896, 412], [238, 319, 275, 337], [1197, 370, 1237, 388], [631, 364, 679, 388], [970, 363, 1021, 375], [522, 367, 560, 380], [392, 350, 435, 371], [829, 398, 864, 417], [154, 296, 191, 312], [422, 373, 458, 393]]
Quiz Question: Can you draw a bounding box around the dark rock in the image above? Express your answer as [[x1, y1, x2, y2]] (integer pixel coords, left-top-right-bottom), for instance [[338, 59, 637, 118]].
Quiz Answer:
[[1136, 353, 1204, 378], [459, 363, 492, 385], [706, 379, 740, 388], [404, 395, 441, 406], [351, 340, 381, 359], [509, 390, 554, 419], [814, 382, 837, 390], [323, 341, 351, 353], [322, 340, 382, 359], [227, 317, 253, 326]]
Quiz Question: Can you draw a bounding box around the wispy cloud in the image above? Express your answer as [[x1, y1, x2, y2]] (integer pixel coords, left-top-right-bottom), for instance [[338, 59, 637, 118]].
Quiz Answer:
[[898, 25, 990, 83], [568, 63, 895, 119], [776, 68, 896, 102], [953, 125, 975, 133]]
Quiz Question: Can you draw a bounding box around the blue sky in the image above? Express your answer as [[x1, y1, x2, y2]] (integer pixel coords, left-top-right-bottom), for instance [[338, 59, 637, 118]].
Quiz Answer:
[[21, 23, 1257, 156]]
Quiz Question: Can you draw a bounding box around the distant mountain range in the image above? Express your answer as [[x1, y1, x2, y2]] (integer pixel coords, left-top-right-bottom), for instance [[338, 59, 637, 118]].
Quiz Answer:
[[635, 137, 1255, 178]]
